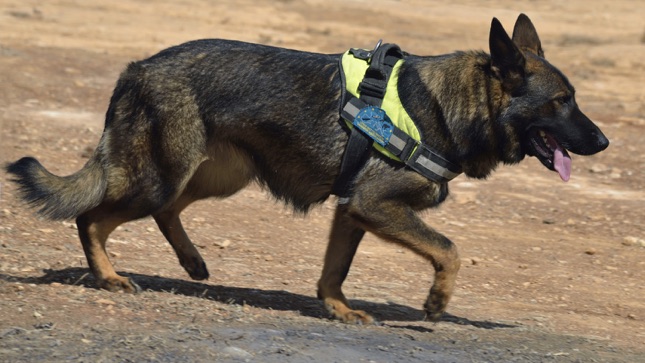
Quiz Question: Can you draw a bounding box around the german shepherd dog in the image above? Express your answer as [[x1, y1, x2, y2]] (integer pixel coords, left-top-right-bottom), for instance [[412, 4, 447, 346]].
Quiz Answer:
[[6, 14, 608, 323]]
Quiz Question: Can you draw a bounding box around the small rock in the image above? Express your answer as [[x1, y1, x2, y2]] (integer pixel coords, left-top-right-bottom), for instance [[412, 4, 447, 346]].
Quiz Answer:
[[584, 248, 597, 255], [37, 228, 55, 234], [109, 251, 121, 258], [33, 311, 42, 318], [622, 236, 645, 247], [461, 257, 477, 265], [453, 192, 478, 205], [264, 255, 274, 262], [222, 346, 253, 360], [589, 163, 610, 173], [542, 219, 556, 225], [531, 247, 542, 252], [34, 322, 55, 330], [214, 239, 231, 248], [96, 298, 116, 306], [62, 221, 77, 230], [50, 282, 62, 287], [622, 237, 636, 246]]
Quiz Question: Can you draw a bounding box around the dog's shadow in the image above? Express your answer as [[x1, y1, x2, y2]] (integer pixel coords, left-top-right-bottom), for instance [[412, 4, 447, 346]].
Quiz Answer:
[[1, 268, 515, 331]]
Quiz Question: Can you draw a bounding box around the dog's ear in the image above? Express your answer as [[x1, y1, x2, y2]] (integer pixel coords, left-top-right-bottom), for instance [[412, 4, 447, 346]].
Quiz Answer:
[[512, 13, 545, 58], [489, 17, 525, 92]]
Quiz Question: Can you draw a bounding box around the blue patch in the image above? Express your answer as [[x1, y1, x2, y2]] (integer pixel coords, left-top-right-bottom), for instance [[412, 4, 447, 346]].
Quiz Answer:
[[352, 106, 393, 147]]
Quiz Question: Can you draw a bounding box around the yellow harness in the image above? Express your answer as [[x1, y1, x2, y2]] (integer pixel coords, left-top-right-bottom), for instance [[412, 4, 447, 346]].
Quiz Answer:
[[340, 50, 421, 161], [333, 42, 462, 202]]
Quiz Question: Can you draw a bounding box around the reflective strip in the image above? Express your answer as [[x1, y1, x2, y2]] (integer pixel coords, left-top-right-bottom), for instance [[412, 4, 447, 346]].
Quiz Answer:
[[388, 133, 407, 151], [343, 101, 361, 120], [342, 98, 461, 183], [414, 154, 461, 180]]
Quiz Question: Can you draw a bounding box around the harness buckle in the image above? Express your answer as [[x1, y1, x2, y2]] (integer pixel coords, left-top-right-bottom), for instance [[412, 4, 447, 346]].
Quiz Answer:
[[367, 39, 383, 62], [348, 39, 384, 63]]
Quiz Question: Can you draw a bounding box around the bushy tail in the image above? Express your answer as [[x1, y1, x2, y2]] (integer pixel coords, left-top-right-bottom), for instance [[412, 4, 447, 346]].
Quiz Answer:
[[5, 156, 106, 220]]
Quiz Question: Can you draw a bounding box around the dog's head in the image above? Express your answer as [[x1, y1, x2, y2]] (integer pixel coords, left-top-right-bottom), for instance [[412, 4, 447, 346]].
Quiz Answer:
[[490, 14, 609, 181]]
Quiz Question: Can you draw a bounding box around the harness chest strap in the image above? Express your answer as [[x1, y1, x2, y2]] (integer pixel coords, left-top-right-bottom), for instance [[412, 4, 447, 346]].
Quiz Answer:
[[341, 97, 462, 183], [332, 42, 401, 201]]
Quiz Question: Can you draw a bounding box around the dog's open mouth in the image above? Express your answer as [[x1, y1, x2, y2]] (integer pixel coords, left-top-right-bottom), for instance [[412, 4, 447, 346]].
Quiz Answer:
[[527, 129, 572, 182]]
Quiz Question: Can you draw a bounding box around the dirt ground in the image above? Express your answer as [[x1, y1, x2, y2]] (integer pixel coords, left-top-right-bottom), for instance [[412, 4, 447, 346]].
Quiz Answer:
[[1, 0, 644, 362]]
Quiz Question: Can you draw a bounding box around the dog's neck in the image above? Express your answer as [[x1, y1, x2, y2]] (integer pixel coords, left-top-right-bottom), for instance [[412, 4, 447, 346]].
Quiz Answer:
[[399, 51, 511, 179]]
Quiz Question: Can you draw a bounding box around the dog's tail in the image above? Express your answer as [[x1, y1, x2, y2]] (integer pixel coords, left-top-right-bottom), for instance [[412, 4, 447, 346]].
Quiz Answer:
[[5, 154, 106, 220]]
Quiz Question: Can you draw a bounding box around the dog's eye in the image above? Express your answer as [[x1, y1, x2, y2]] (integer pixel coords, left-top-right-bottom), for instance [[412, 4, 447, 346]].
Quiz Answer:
[[554, 96, 571, 106]]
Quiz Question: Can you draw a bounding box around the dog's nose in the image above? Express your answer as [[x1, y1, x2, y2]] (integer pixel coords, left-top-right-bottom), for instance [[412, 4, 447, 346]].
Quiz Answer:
[[596, 131, 609, 152]]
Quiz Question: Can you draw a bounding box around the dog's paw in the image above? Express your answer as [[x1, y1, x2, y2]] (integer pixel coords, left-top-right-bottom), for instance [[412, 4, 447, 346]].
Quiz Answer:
[[185, 258, 209, 281], [322, 300, 376, 325], [99, 276, 141, 293], [423, 310, 444, 322], [320, 294, 378, 325], [337, 310, 376, 325], [423, 290, 448, 322]]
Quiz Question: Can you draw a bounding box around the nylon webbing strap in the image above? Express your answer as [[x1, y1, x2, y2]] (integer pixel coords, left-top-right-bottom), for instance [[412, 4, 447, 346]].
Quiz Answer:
[[341, 97, 462, 183], [332, 128, 372, 203], [354, 42, 402, 107], [332, 42, 404, 202]]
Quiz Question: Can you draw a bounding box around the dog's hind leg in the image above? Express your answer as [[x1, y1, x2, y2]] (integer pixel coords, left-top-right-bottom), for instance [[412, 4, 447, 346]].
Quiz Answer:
[[76, 211, 141, 293], [152, 195, 209, 281], [317, 206, 373, 324], [152, 151, 254, 280]]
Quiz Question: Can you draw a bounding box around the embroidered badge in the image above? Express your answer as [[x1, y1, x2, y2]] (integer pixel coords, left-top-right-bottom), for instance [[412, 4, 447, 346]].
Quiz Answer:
[[352, 106, 393, 147]]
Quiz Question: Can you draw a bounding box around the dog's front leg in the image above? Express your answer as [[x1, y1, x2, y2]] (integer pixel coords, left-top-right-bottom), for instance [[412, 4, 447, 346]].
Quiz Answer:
[[348, 190, 461, 322], [317, 205, 375, 324]]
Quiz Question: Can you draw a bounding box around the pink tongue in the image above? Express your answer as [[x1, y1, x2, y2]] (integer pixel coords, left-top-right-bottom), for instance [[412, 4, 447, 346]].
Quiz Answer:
[[545, 133, 571, 182], [553, 146, 571, 182]]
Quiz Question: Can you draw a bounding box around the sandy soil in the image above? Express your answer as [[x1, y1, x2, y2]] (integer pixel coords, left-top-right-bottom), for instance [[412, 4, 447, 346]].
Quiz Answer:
[[1, 1, 644, 362]]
